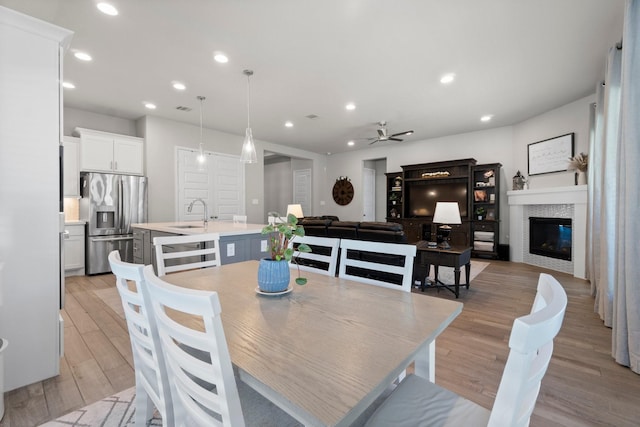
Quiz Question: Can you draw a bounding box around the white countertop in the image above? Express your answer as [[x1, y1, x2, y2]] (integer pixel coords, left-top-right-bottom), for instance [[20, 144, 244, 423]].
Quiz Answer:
[[132, 221, 267, 236]]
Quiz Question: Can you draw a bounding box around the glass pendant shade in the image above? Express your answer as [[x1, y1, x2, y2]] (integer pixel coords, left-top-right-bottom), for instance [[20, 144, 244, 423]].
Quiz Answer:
[[240, 127, 257, 163], [240, 69, 258, 163]]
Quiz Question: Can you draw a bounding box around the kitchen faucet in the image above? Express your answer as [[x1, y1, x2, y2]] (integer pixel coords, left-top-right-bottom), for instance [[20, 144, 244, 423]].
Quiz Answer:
[[187, 198, 208, 227]]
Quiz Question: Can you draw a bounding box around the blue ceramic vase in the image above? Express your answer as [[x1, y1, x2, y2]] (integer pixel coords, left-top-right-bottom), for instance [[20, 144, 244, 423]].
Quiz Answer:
[[257, 258, 290, 292]]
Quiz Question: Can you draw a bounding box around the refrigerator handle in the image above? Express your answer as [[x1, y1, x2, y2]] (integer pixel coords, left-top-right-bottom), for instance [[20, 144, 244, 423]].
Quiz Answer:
[[118, 177, 124, 231]]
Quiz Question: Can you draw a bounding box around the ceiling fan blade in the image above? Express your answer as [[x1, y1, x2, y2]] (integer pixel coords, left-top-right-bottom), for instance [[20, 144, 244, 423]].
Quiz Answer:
[[388, 137, 403, 142], [369, 139, 381, 145], [390, 130, 414, 138]]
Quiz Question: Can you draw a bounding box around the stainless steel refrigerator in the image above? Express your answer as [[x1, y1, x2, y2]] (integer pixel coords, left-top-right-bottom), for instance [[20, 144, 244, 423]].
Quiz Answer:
[[80, 172, 148, 274]]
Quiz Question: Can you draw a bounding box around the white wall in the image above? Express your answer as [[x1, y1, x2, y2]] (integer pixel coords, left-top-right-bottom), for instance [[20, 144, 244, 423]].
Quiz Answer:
[[64, 107, 138, 137], [264, 157, 292, 217], [511, 94, 595, 189], [138, 115, 326, 224]]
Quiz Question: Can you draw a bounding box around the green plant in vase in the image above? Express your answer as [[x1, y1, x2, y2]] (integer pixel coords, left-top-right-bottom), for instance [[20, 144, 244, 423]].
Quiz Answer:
[[475, 206, 486, 220], [261, 212, 311, 286]]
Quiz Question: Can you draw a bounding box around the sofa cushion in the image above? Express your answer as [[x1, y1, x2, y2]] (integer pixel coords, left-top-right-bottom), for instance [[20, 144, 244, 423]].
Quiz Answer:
[[327, 221, 360, 239], [358, 221, 403, 232]]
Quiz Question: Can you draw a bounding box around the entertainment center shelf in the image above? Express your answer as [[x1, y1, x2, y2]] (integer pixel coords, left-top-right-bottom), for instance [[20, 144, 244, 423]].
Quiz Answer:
[[386, 158, 502, 259]]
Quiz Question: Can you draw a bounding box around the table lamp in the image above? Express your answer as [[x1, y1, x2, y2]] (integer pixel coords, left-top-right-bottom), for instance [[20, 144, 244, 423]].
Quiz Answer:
[[286, 204, 304, 219], [433, 202, 461, 249]]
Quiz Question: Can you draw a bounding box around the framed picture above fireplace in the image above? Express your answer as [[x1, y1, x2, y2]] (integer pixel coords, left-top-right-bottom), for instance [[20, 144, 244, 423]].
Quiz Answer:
[[527, 133, 574, 175]]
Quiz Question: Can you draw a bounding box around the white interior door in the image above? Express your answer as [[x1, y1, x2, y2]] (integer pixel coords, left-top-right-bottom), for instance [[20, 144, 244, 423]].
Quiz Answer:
[[293, 168, 311, 217], [363, 167, 376, 221], [177, 148, 244, 222]]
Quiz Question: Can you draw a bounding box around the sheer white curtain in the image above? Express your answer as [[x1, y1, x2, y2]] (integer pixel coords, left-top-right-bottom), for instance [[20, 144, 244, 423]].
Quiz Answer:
[[589, 0, 640, 374]]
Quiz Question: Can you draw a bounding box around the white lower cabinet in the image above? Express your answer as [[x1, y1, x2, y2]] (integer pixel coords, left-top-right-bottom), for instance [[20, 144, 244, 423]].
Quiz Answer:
[[64, 223, 85, 276]]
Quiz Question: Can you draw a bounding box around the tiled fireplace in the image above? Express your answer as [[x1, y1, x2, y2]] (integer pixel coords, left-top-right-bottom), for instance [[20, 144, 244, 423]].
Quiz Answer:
[[507, 185, 587, 279]]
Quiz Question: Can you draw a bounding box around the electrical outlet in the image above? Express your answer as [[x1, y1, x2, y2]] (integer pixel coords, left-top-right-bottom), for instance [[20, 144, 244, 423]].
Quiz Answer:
[[227, 243, 235, 257], [252, 198, 259, 205], [260, 240, 268, 252]]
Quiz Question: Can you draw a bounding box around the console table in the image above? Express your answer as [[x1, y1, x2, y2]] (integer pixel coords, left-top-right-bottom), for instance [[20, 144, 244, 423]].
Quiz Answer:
[[416, 242, 472, 298]]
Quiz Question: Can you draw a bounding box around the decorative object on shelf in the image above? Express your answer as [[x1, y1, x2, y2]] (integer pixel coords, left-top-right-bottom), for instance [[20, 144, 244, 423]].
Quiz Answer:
[[196, 96, 207, 171], [433, 202, 462, 249], [332, 176, 354, 205], [567, 152, 588, 185], [475, 206, 487, 220], [260, 212, 311, 289], [394, 176, 403, 187], [286, 203, 304, 218], [513, 170, 527, 190], [240, 69, 257, 164], [528, 133, 574, 175], [421, 171, 450, 178], [474, 189, 488, 202]]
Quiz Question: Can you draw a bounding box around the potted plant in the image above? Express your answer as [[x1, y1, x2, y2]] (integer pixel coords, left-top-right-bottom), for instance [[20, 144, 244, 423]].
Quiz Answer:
[[475, 206, 486, 220], [259, 212, 311, 291]]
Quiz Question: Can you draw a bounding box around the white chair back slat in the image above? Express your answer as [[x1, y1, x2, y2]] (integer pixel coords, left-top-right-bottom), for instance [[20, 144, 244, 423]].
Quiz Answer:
[[107, 251, 173, 426], [289, 235, 340, 276], [142, 265, 245, 427], [154, 232, 221, 276], [338, 239, 416, 292]]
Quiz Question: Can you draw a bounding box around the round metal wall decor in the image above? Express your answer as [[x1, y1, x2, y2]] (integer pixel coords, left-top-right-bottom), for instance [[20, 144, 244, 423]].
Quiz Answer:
[[332, 177, 354, 206]]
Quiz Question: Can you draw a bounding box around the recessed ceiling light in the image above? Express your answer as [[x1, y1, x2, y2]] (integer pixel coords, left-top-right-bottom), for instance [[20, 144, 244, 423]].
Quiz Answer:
[[284, 121, 293, 128], [345, 103, 356, 111], [213, 53, 229, 63], [74, 51, 92, 61], [97, 2, 118, 16], [481, 114, 493, 122], [440, 73, 455, 84], [144, 102, 157, 110], [347, 141, 355, 146], [172, 81, 186, 90], [62, 81, 75, 89]]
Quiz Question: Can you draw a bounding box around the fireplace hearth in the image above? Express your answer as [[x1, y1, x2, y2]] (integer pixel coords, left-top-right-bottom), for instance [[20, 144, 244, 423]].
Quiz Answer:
[[529, 217, 572, 261]]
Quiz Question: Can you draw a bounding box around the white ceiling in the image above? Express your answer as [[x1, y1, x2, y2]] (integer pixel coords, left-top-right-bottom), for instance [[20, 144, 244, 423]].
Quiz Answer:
[[1, 0, 625, 155]]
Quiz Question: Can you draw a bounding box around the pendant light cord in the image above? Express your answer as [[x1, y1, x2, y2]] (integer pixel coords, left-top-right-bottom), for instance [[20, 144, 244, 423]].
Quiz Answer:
[[197, 96, 205, 155], [244, 70, 254, 129]]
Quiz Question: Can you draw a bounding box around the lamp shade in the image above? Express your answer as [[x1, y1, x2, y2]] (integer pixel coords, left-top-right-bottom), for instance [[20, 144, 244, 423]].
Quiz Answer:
[[433, 202, 461, 224], [286, 204, 304, 218]]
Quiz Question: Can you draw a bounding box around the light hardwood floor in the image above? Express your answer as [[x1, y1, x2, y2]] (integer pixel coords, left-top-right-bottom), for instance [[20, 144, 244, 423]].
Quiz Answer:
[[1, 261, 638, 426]]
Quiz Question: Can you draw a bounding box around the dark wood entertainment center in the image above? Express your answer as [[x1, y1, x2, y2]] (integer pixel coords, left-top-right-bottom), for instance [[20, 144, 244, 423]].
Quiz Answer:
[[386, 158, 502, 259]]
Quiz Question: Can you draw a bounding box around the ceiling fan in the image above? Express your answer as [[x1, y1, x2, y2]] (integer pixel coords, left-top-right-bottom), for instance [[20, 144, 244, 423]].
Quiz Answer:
[[368, 121, 414, 145]]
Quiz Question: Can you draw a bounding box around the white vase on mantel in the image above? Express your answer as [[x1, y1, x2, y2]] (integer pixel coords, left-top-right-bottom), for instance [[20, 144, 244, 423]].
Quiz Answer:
[[575, 171, 587, 185]]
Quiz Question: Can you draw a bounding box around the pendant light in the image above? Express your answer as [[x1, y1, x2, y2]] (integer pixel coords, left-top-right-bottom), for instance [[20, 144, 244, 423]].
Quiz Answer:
[[240, 69, 257, 163], [197, 96, 206, 170]]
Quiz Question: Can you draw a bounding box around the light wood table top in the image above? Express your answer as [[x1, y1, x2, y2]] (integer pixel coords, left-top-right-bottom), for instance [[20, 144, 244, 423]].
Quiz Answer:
[[164, 260, 463, 426]]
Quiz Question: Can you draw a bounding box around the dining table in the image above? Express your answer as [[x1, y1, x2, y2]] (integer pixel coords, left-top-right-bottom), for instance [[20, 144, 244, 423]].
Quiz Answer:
[[163, 260, 463, 427]]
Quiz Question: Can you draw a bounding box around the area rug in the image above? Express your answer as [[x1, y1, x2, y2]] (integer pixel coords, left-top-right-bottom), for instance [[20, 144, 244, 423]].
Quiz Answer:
[[39, 387, 160, 426], [424, 260, 489, 285]]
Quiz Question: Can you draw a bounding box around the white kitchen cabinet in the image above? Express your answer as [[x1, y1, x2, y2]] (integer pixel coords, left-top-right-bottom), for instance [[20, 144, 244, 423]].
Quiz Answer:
[[76, 127, 144, 175], [63, 136, 80, 197], [0, 6, 72, 390], [64, 223, 85, 276]]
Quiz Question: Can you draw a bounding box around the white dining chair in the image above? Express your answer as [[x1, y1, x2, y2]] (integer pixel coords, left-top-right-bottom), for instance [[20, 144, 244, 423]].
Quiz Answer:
[[107, 251, 173, 427], [233, 215, 247, 224], [365, 273, 568, 427], [153, 232, 221, 276], [288, 235, 340, 276], [338, 239, 417, 292], [142, 265, 301, 427]]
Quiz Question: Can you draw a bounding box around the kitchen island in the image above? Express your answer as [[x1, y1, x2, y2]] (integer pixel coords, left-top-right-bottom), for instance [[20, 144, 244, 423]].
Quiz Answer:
[[132, 221, 269, 267]]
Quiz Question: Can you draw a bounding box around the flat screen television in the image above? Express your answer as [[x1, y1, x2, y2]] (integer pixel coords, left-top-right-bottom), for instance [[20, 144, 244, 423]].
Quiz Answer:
[[406, 181, 468, 217]]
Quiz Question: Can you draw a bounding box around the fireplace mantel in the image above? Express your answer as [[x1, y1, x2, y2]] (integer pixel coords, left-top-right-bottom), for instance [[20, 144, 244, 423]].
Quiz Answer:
[[507, 185, 587, 279]]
